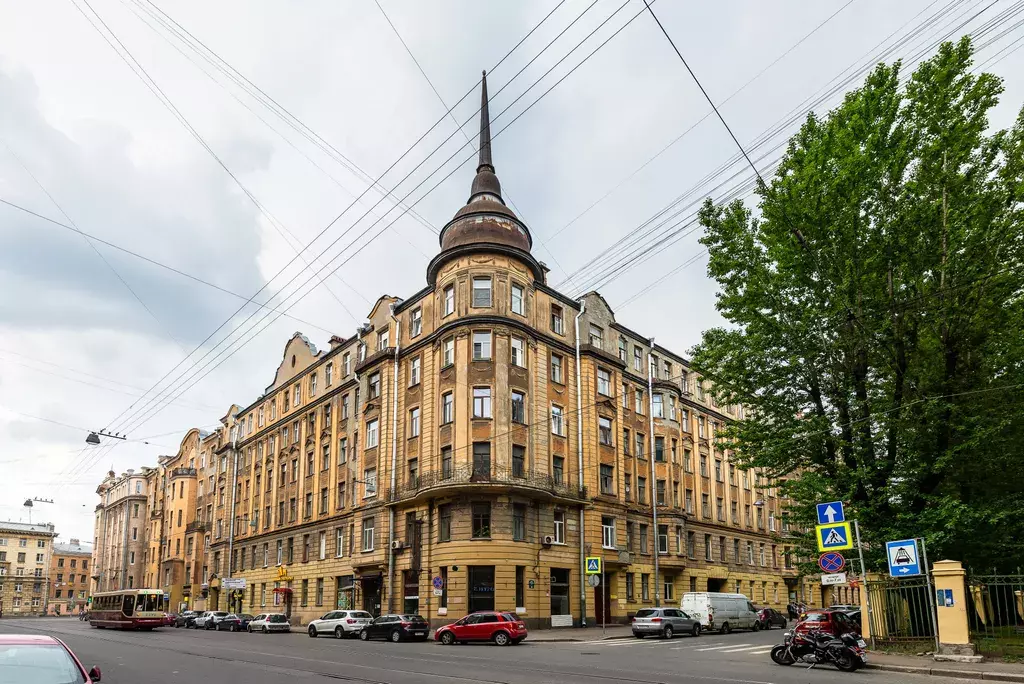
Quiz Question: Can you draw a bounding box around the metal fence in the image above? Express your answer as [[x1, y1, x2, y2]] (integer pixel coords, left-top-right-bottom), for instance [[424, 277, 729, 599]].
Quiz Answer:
[[866, 576, 936, 652], [966, 573, 1024, 659]]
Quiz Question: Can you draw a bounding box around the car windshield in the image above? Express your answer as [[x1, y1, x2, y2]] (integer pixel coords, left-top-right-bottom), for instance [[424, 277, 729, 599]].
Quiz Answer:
[[802, 613, 827, 622], [635, 609, 659, 617], [0, 644, 86, 684], [350, 612, 372, 619], [267, 614, 288, 623], [401, 615, 426, 622], [240, 614, 254, 620]]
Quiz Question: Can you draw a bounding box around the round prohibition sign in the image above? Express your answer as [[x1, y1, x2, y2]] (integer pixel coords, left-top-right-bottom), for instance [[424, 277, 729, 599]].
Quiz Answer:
[[819, 552, 846, 573]]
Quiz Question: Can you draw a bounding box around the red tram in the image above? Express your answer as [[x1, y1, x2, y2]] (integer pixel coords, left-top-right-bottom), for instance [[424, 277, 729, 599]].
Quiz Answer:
[[89, 589, 166, 630]]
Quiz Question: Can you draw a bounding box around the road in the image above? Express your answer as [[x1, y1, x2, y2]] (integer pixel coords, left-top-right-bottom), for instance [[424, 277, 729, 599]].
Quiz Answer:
[[0, 617, 985, 684]]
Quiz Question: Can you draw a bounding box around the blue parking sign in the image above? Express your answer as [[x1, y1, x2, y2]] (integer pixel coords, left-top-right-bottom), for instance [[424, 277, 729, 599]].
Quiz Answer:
[[886, 539, 921, 577]]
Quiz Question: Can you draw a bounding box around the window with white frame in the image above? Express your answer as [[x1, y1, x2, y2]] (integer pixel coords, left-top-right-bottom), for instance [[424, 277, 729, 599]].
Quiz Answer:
[[310, 373, 317, 396], [363, 468, 377, 498], [550, 304, 563, 334], [410, 307, 422, 337], [652, 393, 664, 418], [510, 283, 524, 315], [368, 372, 380, 398], [361, 517, 375, 551], [553, 510, 565, 543], [365, 419, 379, 448], [472, 331, 491, 360], [442, 338, 454, 366], [551, 354, 563, 383], [473, 387, 492, 418], [325, 362, 333, 387], [551, 405, 564, 435], [597, 368, 611, 396], [589, 324, 603, 348], [510, 336, 526, 367], [409, 357, 421, 386], [409, 407, 420, 437], [377, 329, 389, 350], [511, 391, 526, 424], [472, 276, 492, 307], [601, 516, 616, 549], [443, 284, 455, 316], [598, 417, 613, 445], [634, 346, 642, 371], [441, 392, 454, 424]]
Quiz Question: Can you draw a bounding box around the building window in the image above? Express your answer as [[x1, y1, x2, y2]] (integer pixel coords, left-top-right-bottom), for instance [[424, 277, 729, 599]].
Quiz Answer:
[[626, 573, 635, 601], [410, 307, 422, 337], [717, 497, 725, 521], [687, 532, 696, 559], [552, 455, 564, 486], [337, 481, 346, 509], [361, 517, 375, 551], [635, 433, 645, 459], [368, 372, 380, 399], [343, 352, 351, 376], [669, 395, 676, 420], [441, 447, 452, 479], [550, 354, 563, 383], [377, 329, 389, 350], [588, 324, 603, 348], [472, 442, 491, 479], [310, 373, 317, 397], [441, 392, 454, 424], [634, 389, 644, 414], [325, 362, 333, 387], [471, 503, 491, 539], [553, 510, 565, 543], [641, 574, 650, 601], [624, 473, 632, 501], [634, 346, 642, 371], [510, 283, 524, 315], [700, 454, 708, 477], [510, 336, 526, 367], [550, 404, 565, 435], [599, 464, 614, 495], [702, 493, 710, 518], [435, 284, 452, 319], [652, 393, 663, 418], [507, 390, 525, 424], [654, 436, 664, 462], [473, 387, 492, 418], [442, 338, 454, 366], [512, 504, 527, 541], [597, 368, 611, 396], [747, 541, 755, 565], [759, 543, 766, 566], [637, 477, 647, 504], [294, 383, 301, 406], [550, 304, 563, 334], [439, 505, 452, 542], [366, 419, 379, 448], [472, 331, 491, 360], [601, 516, 616, 548], [656, 479, 666, 506], [715, 459, 723, 482], [472, 276, 492, 307], [618, 337, 627, 361], [599, 417, 613, 446], [663, 576, 674, 602], [409, 357, 421, 386], [363, 468, 377, 498], [658, 525, 669, 555], [409, 407, 421, 438]]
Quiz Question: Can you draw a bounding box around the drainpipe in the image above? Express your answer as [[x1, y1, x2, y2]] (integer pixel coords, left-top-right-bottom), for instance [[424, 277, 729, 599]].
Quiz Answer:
[[387, 306, 402, 613], [226, 428, 239, 611], [574, 300, 587, 627], [648, 339, 660, 607]]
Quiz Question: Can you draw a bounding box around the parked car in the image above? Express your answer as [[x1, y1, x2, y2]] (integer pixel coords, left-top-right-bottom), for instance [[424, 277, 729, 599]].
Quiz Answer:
[[175, 611, 198, 628], [0, 634, 102, 682], [250, 613, 291, 633], [162, 613, 177, 626], [359, 614, 430, 642], [434, 611, 527, 646], [794, 609, 861, 637], [828, 604, 861, 614], [680, 592, 760, 633], [756, 608, 788, 630], [307, 610, 374, 638], [191, 611, 213, 629], [631, 607, 702, 639], [216, 614, 255, 632], [202, 611, 231, 630]]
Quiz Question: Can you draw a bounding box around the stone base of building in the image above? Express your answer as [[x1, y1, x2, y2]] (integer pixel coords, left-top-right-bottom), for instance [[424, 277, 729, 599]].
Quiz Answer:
[[934, 642, 983, 662]]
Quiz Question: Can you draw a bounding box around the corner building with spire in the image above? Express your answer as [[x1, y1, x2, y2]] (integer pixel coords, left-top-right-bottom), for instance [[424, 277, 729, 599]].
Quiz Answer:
[[156, 74, 822, 630]]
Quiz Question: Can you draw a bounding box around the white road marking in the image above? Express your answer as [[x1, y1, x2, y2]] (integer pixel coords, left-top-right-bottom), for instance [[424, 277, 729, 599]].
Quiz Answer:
[[696, 643, 751, 651], [749, 649, 773, 655], [720, 645, 775, 653]]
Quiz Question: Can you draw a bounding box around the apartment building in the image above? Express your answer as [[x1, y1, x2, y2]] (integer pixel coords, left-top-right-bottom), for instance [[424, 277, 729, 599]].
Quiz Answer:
[[92, 469, 149, 592], [0, 521, 57, 616], [48, 538, 92, 615]]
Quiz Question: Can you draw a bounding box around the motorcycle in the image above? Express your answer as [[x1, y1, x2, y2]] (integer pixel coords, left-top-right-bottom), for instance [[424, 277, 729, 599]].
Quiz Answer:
[[770, 629, 866, 671]]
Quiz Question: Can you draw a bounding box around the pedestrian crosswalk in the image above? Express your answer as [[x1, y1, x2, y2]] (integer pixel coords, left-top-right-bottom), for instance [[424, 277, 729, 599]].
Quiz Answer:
[[564, 638, 776, 658]]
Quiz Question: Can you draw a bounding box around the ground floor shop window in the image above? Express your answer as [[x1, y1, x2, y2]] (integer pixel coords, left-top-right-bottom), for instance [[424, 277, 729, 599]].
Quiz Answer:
[[468, 566, 495, 613], [335, 575, 354, 609], [403, 570, 419, 614], [550, 568, 570, 615]]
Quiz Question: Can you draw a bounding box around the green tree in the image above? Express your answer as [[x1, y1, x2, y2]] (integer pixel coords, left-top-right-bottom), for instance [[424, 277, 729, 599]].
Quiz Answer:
[[691, 38, 1024, 572]]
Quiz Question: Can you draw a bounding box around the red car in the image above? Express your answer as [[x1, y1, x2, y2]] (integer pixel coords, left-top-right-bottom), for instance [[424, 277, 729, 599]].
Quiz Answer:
[[163, 612, 178, 626], [0, 634, 101, 682], [434, 611, 527, 646], [794, 609, 861, 638]]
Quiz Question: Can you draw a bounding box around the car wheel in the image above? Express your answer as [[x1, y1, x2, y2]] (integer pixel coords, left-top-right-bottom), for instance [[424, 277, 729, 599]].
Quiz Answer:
[[335, 627, 345, 639], [634, 633, 645, 639], [493, 631, 511, 646], [439, 631, 455, 646], [359, 629, 370, 641], [390, 630, 402, 643], [308, 626, 318, 638], [721, 622, 731, 634], [752, 621, 761, 632], [231, 624, 237, 632], [263, 626, 268, 634], [663, 625, 674, 639], [691, 624, 701, 637]]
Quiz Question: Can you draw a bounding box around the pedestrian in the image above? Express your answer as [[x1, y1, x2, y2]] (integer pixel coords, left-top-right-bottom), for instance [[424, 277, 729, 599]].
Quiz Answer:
[[787, 602, 799, 620]]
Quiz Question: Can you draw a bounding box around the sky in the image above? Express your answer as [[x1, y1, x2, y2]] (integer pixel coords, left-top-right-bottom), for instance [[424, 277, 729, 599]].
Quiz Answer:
[[2, 0, 1022, 543]]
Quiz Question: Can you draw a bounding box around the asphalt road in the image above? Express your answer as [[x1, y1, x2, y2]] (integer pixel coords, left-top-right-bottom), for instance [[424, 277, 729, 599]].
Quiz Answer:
[[0, 617, 986, 684]]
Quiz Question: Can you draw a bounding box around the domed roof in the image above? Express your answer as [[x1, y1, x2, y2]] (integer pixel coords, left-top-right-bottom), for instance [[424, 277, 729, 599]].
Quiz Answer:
[[437, 71, 532, 255]]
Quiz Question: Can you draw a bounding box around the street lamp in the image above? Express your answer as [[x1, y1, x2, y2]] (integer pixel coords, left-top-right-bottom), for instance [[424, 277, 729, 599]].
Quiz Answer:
[[85, 430, 126, 445]]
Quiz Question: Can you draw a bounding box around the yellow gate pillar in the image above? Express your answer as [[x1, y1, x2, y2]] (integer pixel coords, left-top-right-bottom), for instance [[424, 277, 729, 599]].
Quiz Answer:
[[932, 560, 981, 662]]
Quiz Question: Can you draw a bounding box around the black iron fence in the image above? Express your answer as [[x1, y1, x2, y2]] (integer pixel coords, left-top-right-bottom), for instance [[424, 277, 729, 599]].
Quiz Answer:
[[966, 573, 1024, 659], [866, 576, 936, 652], [386, 463, 586, 503]]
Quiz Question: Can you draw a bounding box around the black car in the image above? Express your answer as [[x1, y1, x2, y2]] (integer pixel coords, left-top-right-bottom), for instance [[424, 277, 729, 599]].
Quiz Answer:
[[216, 614, 255, 632], [359, 614, 430, 642], [757, 608, 788, 630], [175, 610, 198, 628]]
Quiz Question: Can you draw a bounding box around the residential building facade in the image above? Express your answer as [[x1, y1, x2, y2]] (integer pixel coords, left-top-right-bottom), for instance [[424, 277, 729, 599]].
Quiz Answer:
[[47, 538, 92, 615], [0, 521, 57, 616], [92, 469, 149, 593]]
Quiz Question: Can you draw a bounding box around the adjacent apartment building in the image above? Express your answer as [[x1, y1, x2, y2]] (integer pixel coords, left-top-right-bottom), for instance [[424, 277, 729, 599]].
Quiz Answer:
[[0, 521, 57, 616], [48, 538, 92, 615], [92, 469, 149, 593], [92, 76, 840, 627]]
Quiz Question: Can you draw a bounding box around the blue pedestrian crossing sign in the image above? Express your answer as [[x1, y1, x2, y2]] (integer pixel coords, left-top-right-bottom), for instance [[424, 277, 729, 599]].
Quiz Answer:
[[886, 539, 921, 577], [816, 522, 854, 551], [816, 501, 845, 525], [585, 557, 601, 575]]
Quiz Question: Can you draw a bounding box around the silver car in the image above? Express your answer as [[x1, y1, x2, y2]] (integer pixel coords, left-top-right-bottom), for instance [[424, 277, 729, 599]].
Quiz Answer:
[[632, 607, 702, 639]]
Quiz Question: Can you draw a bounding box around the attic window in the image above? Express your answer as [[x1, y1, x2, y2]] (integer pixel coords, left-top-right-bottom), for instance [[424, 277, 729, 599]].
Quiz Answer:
[[291, 355, 297, 368]]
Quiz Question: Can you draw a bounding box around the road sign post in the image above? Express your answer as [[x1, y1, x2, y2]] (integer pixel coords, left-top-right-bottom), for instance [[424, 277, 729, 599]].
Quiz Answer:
[[918, 537, 940, 653], [854, 520, 875, 649]]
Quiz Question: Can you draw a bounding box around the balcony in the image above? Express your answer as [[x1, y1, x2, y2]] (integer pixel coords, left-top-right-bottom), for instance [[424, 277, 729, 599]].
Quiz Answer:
[[386, 464, 587, 504], [150, 508, 163, 520], [185, 521, 209, 534], [171, 467, 197, 478]]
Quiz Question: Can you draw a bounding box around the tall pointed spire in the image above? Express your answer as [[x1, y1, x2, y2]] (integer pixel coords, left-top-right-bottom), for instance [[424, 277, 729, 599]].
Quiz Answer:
[[470, 70, 503, 202], [477, 70, 493, 172]]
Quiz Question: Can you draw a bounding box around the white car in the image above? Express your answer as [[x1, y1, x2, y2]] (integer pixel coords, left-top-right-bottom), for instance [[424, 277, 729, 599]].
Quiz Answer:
[[307, 610, 373, 638], [191, 611, 214, 629], [249, 612, 290, 633], [201, 611, 230, 630]]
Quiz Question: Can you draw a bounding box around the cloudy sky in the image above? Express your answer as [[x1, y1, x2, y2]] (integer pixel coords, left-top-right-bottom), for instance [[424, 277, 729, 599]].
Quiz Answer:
[[2, 0, 1022, 543]]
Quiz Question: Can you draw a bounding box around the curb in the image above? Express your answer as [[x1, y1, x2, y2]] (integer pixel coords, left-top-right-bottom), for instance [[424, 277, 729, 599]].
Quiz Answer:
[[527, 634, 635, 643], [864, 663, 1024, 682]]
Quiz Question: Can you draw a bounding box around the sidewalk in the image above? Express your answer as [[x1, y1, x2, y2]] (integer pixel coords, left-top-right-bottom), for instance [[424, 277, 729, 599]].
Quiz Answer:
[[865, 652, 1024, 682], [525, 625, 633, 642]]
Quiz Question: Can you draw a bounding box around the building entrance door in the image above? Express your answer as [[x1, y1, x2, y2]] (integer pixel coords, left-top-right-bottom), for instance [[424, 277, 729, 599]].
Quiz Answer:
[[594, 572, 613, 624], [468, 566, 495, 613]]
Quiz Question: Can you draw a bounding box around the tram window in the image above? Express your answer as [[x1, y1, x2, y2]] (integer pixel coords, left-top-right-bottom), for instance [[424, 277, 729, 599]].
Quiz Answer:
[[122, 595, 136, 616]]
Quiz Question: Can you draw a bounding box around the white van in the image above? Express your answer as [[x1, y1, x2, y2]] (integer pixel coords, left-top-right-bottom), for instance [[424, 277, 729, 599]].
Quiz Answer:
[[680, 592, 760, 633]]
